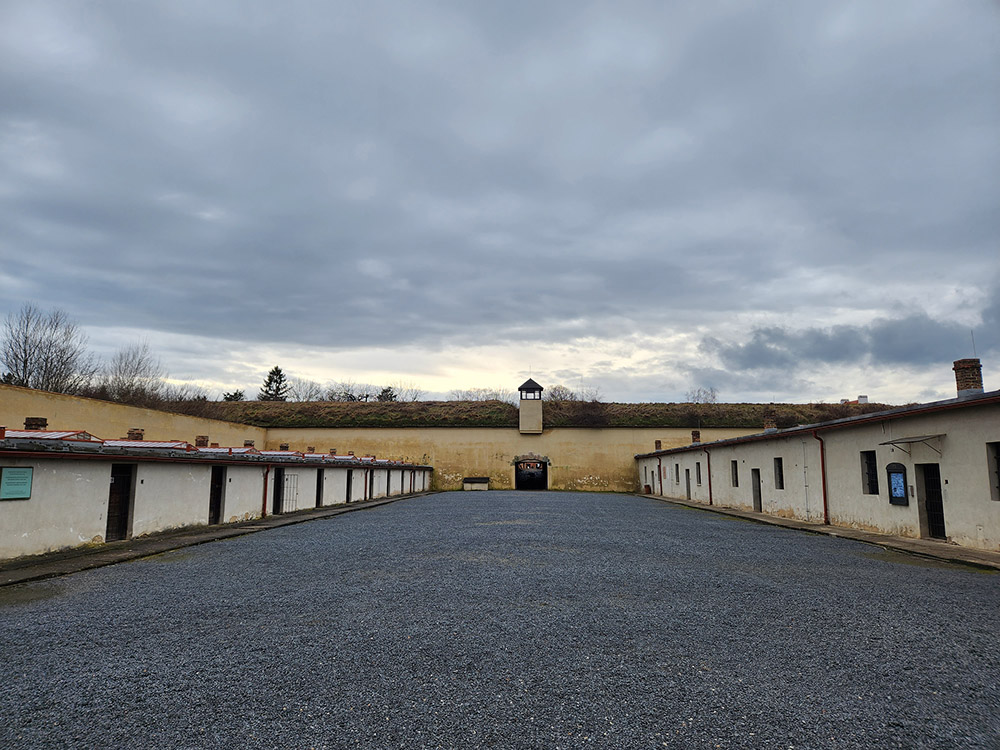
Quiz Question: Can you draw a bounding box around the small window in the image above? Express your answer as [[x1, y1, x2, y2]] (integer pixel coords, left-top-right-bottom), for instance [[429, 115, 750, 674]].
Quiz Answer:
[[989, 442, 1000, 502], [675, 464, 680, 483], [860, 450, 879, 495], [731, 460, 739, 487], [773, 457, 784, 490], [695, 462, 702, 486]]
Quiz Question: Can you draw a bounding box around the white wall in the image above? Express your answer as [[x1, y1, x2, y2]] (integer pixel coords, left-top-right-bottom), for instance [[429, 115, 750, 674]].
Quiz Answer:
[[639, 401, 1000, 550], [0, 458, 109, 558], [222, 465, 265, 522], [132, 463, 212, 536], [0, 452, 433, 561]]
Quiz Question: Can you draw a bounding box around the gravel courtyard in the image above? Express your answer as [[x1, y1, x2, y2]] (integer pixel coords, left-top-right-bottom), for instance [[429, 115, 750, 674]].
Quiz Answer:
[[1, 491, 998, 749]]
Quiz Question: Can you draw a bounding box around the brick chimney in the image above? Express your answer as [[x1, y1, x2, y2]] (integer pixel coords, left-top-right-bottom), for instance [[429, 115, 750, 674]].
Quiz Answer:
[[244, 439, 255, 448], [691, 430, 701, 444], [954, 358, 983, 398], [763, 417, 777, 433], [306, 446, 315, 453], [210, 442, 219, 448], [127, 427, 144, 441], [279, 443, 289, 451], [195, 435, 209, 447], [329, 448, 337, 455], [654, 439, 662, 451], [24, 417, 48, 431]]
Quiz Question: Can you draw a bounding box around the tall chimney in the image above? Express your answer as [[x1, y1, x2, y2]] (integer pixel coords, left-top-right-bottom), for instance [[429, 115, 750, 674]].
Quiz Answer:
[[195, 435, 209, 447], [691, 430, 701, 444], [126, 427, 144, 441], [954, 358, 983, 398], [654, 439, 662, 451], [24, 417, 48, 431]]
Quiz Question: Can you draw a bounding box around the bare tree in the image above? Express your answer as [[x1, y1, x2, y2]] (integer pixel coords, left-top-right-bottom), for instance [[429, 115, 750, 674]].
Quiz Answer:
[[326, 380, 380, 402], [544, 384, 578, 402], [578, 385, 604, 402], [161, 382, 209, 402], [685, 386, 718, 404], [449, 387, 516, 404], [100, 340, 166, 405], [1, 303, 98, 393], [389, 380, 424, 402], [288, 377, 324, 402]]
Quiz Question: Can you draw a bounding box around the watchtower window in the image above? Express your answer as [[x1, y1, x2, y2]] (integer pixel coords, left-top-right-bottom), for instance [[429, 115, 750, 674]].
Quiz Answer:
[[518, 378, 543, 400]]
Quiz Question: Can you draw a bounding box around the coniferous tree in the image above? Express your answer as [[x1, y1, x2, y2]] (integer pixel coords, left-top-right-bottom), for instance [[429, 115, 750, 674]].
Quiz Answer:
[[222, 389, 245, 402], [258, 366, 289, 401], [376, 385, 398, 402]]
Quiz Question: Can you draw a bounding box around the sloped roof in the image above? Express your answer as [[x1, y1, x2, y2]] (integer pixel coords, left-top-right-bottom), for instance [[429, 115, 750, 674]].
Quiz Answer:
[[518, 378, 543, 392]]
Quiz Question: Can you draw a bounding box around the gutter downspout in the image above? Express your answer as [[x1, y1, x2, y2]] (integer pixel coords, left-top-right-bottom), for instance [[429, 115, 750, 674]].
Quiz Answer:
[[261, 464, 271, 518], [704, 448, 713, 506], [811, 431, 830, 525]]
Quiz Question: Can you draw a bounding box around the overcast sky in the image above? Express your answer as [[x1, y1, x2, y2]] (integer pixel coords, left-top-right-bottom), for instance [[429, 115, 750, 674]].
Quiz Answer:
[[1, 1, 998, 403]]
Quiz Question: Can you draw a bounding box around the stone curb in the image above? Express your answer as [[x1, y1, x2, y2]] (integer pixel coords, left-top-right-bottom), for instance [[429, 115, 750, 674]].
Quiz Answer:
[[0, 492, 440, 587], [639, 493, 1000, 572]]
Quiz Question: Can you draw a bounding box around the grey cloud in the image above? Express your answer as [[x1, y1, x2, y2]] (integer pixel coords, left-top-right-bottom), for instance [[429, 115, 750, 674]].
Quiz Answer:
[[705, 308, 998, 373], [0, 1, 998, 397]]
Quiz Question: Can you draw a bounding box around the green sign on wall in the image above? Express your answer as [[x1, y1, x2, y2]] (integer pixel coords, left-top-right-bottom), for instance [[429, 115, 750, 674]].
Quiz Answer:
[[0, 467, 33, 500]]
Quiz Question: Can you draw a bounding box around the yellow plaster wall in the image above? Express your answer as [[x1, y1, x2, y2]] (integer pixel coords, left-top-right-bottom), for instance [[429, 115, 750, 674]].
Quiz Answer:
[[0, 384, 266, 447], [265, 426, 755, 492], [0, 386, 758, 492]]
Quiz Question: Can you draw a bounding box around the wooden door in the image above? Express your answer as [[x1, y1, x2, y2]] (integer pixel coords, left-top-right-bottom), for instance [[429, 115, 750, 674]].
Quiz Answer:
[[106, 464, 134, 541]]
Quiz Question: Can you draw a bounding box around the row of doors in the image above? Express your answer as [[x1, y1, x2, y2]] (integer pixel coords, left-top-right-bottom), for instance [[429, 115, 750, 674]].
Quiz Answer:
[[108, 464, 430, 540], [743, 462, 946, 539], [107, 464, 231, 542]]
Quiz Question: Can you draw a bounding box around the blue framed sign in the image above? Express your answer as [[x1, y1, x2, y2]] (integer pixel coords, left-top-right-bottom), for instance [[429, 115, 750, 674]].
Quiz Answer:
[[886, 462, 908, 506], [0, 467, 33, 500]]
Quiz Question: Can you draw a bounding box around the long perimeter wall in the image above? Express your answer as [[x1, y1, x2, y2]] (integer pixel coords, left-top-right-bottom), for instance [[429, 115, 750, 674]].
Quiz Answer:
[[0, 385, 757, 492], [265, 426, 754, 492]]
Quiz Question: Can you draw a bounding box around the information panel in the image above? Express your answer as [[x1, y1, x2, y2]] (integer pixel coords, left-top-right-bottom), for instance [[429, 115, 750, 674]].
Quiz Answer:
[[886, 462, 908, 506], [0, 467, 33, 500]]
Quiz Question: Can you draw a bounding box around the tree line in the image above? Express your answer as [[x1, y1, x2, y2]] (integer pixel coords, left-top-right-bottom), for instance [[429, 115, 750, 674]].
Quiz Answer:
[[3, 303, 665, 407]]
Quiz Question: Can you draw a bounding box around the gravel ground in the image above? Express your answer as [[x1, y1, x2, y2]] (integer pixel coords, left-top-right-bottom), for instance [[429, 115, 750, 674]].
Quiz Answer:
[[1, 490, 998, 749]]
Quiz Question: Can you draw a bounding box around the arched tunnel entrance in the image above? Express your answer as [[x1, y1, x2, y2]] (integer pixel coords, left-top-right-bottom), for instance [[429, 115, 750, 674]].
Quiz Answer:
[[514, 456, 549, 490]]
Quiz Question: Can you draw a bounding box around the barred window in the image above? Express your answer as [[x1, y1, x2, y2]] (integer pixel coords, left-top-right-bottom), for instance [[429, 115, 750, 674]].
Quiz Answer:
[[860, 451, 879, 495]]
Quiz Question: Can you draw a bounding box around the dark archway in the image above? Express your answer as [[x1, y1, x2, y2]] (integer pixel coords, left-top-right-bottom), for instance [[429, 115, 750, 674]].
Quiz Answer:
[[515, 458, 548, 490]]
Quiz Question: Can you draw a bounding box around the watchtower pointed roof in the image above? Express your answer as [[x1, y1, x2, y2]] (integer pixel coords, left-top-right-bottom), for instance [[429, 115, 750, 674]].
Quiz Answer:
[[518, 378, 543, 393]]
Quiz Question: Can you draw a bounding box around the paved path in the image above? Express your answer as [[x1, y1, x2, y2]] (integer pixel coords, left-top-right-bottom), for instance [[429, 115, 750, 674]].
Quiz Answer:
[[1, 491, 998, 749]]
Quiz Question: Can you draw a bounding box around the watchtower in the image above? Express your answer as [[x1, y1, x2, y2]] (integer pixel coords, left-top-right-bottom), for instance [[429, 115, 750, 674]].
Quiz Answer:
[[518, 378, 543, 434]]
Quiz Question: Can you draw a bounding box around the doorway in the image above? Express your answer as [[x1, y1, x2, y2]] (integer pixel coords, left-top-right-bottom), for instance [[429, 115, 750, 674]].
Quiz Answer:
[[106, 464, 135, 542], [272, 467, 285, 515], [209, 466, 226, 525], [515, 459, 548, 490], [345, 469, 353, 503], [918, 463, 946, 539], [315, 469, 324, 508], [684, 468, 692, 500], [751, 468, 762, 512]]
